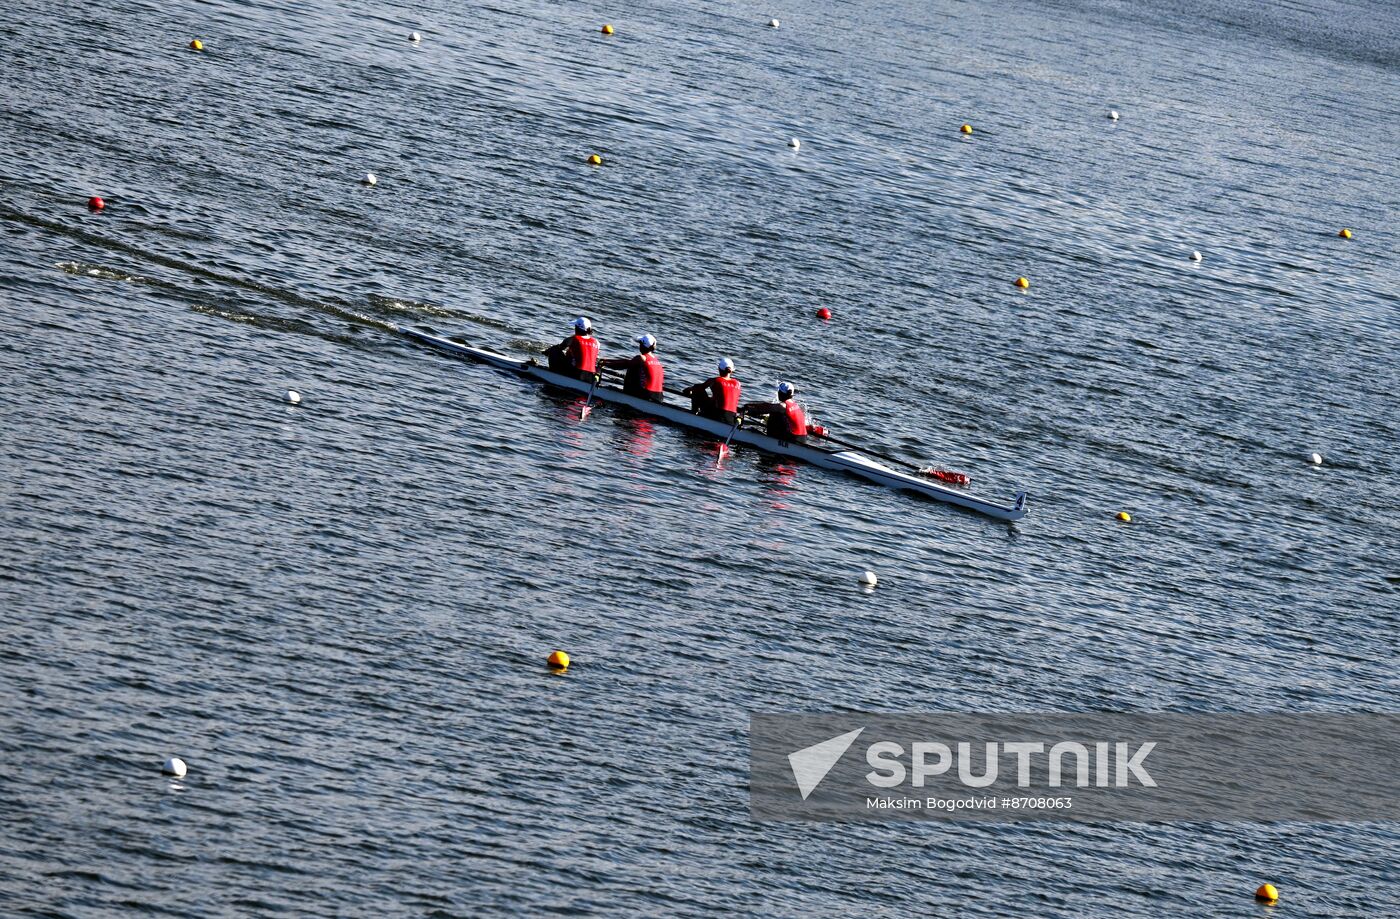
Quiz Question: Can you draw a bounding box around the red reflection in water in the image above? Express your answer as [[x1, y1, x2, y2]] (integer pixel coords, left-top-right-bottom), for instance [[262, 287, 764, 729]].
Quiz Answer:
[[558, 425, 585, 457], [621, 418, 655, 458], [696, 439, 736, 482], [762, 462, 798, 511]]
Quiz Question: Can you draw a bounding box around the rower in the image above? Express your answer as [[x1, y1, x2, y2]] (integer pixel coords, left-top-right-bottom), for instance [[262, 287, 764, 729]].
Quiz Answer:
[[741, 381, 825, 443], [682, 357, 741, 424], [599, 333, 665, 402], [544, 316, 599, 381]]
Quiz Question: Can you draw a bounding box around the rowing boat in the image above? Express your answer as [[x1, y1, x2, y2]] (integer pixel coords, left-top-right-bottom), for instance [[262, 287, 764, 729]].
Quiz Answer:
[[396, 326, 1030, 522], [398, 326, 1029, 521]]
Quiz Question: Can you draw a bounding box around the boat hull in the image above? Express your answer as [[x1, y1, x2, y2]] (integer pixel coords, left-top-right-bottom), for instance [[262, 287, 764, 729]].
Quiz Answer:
[[397, 327, 1029, 521]]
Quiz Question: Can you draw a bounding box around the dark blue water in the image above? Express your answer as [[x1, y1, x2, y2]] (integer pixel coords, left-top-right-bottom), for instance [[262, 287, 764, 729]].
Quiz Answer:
[[2, 0, 1398, 914]]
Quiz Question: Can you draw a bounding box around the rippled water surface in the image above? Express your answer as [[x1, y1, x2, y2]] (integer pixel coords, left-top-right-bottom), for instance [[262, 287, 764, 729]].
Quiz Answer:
[[2, 0, 1399, 915]]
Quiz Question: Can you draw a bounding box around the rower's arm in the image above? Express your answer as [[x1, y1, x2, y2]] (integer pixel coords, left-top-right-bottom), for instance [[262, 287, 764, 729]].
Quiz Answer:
[[741, 401, 777, 417], [598, 356, 632, 370]]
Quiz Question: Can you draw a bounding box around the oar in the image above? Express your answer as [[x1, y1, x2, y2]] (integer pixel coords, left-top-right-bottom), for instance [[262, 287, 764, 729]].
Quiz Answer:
[[815, 429, 970, 484], [576, 369, 604, 420], [814, 430, 940, 474], [580, 373, 600, 420], [717, 416, 742, 465]]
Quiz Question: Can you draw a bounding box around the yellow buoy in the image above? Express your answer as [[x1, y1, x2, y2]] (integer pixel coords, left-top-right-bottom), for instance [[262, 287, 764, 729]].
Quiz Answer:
[[587, 154, 602, 166], [1255, 883, 1278, 903], [1014, 276, 1029, 289], [548, 650, 570, 670], [189, 38, 203, 52], [1338, 228, 1352, 239], [601, 24, 614, 35], [960, 124, 973, 134], [1116, 511, 1131, 522]]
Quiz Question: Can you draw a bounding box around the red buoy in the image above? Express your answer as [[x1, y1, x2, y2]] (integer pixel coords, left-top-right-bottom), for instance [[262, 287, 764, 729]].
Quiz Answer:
[[87, 196, 105, 211], [816, 307, 832, 320]]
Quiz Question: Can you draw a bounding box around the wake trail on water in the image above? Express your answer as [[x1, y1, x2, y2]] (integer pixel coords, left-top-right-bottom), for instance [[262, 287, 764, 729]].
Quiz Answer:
[[2, 202, 510, 347]]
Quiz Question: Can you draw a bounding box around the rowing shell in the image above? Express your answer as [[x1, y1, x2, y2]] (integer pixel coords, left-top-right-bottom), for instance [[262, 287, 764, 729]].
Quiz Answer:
[[396, 326, 1030, 522]]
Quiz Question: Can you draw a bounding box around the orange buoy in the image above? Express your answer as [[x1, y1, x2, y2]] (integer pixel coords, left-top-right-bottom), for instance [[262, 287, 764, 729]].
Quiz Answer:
[[601, 24, 614, 35], [548, 650, 570, 670]]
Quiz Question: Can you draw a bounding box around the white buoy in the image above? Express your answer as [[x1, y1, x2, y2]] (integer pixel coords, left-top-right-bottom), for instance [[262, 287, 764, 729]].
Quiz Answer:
[[286, 389, 301, 405], [859, 571, 878, 587], [162, 757, 187, 777], [1109, 110, 1119, 121], [769, 19, 780, 28], [409, 32, 421, 43], [1191, 250, 1202, 262], [788, 138, 800, 150], [362, 172, 377, 186], [1310, 452, 1323, 466]]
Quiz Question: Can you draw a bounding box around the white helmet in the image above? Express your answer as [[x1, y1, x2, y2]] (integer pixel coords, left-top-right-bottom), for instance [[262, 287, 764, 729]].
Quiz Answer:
[[718, 357, 735, 373], [574, 316, 592, 333], [636, 333, 657, 350], [777, 381, 796, 398]]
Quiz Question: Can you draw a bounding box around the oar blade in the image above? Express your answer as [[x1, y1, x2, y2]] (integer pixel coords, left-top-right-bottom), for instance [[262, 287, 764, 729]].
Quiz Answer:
[[717, 418, 741, 465], [579, 374, 600, 421]]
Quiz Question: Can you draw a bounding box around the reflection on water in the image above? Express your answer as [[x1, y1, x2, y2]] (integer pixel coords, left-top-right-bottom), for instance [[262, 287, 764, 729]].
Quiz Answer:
[[756, 456, 799, 512], [616, 416, 656, 459]]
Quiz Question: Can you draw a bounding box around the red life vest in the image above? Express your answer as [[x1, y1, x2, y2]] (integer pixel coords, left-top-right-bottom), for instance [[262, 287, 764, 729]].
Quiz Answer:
[[639, 352, 664, 393], [782, 400, 807, 436], [715, 376, 740, 412], [569, 334, 598, 373]]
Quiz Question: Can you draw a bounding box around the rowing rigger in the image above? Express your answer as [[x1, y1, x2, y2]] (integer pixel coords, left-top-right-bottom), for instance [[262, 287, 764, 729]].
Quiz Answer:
[[395, 326, 1030, 522]]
